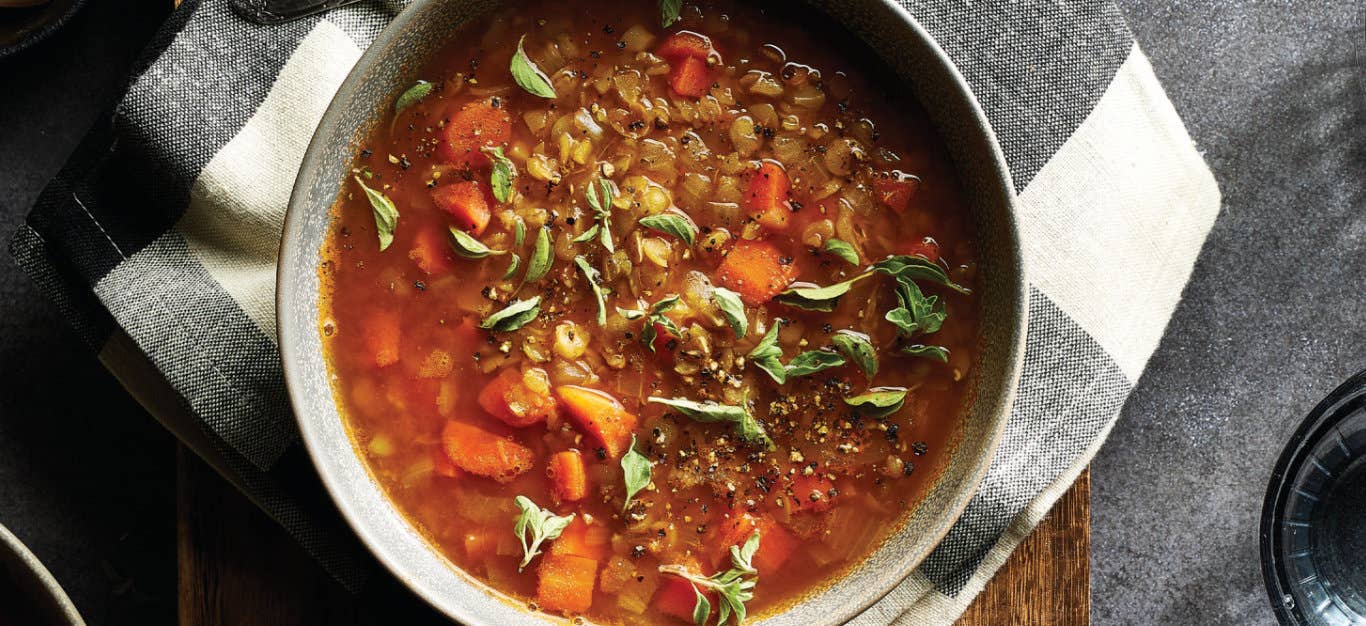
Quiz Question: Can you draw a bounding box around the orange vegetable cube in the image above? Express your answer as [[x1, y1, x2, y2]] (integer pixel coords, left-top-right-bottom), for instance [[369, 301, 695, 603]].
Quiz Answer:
[[751, 518, 798, 574], [714, 240, 798, 306], [536, 553, 598, 615], [873, 175, 920, 213], [363, 309, 401, 368], [555, 386, 638, 458], [656, 31, 714, 61], [654, 576, 714, 622], [547, 450, 589, 503], [430, 180, 492, 236], [669, 56, 712, 98], [433, 446, 464, 478], [549, 517, 610, 561], [437, 98, 512, 169], [440, 420, 534, 482], [745, 161, 793, 230], [408, 225, 456, 275], [478, 368, 557, 428], [789, 473, 835, 512]]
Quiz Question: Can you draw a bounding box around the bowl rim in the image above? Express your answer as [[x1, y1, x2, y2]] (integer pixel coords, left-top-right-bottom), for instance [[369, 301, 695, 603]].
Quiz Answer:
[[279, 1, 1025, 623], [0, 523, 85, 626]]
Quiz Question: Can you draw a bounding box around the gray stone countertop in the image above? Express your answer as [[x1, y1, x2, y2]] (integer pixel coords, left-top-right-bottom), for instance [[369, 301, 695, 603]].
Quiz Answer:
[[0, 1, 1361, 624]]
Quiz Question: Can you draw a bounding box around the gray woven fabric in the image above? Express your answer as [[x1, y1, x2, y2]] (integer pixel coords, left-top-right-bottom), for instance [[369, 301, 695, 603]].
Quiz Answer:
[[9, 0, 1221, 621]]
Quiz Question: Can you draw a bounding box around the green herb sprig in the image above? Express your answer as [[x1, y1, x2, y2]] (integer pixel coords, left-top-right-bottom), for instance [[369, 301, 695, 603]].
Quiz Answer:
[[585, 178, 616, 253], [636, 294, 681, 352], [573, 256, 609, 325], [449, 227, 506, 259], [620, 435, 652, 513], [659, 0, 682, 28], [711, 287, 747, 339], [659, 530, 761, 626], [647, 397, 772, 449], [844, 387, 908, 418], [354, 176, 398, 251], [394, 80, 433, 114], [639, 212, 698, 246], [481, 296, 541, 331], [511, 35, 557, 98], [481, 146, 517, 203], [513, 496, 574, 572]]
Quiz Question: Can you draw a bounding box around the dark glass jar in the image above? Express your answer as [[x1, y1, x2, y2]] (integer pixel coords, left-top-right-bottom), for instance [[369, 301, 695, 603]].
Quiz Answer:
[[1262, 369, 1366, 625]]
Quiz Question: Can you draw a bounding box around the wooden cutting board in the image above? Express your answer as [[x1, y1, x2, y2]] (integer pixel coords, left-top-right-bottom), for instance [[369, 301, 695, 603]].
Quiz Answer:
[[175, 448, 1088, 624]]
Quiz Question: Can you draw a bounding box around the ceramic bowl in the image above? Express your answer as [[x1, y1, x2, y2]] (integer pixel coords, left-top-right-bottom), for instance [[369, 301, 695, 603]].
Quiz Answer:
[[0, 524, 84, 626], [279, 1, 1027, 623]]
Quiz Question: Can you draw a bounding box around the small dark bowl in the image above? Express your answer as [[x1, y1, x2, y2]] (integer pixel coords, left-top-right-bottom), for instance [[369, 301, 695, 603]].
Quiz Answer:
[[0, 0, 86, 59], [279, 1, 1027, 623]]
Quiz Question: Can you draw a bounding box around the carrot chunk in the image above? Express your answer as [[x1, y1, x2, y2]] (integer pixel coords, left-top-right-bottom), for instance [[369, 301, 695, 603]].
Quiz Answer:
[[873, 175, 921, 213], [440, 420, 534, 482], [363, 309, 401, 368], [547, 450, 588, 503], [751, 518, 798, 575], [669, 56, 712, 98], [714, 240, 798, 306], [789, 473, 835, 512], [656, 31, 714, 61], [548, 517, 610, 561], [408, 226, 456, 275], [554, 386, 638, 458], [430, 180, 492, 236], [433, 446, 464, 478], [745, 161, 793, 230], [478, 368, 557, 427], [437, 98, 512, 169], [654, 575, 714, 622], [536, 553, 598, 614]]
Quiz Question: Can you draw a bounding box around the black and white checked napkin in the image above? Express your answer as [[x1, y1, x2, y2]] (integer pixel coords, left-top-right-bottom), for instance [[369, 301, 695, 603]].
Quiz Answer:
[[10, 0, 1220, 622]]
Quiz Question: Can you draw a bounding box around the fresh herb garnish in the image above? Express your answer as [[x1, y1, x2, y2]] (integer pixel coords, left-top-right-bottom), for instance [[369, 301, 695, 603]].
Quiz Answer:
[[658, 530, 760, 626], [844, 387, 908, 418], [871, 255, 970, 294], [513, 218, 526, 246], [511, 35, 557, 99], [639, 294, 682, 352], [620, 435, 652, 513], [513, 495, 574, 572], [746, 323, 786, 385], [902, 344, 949, 362], [711, 287, 747, 339], [573, 256, 609, 325], [586, 178, 616, 253], [822, 238, 859, 266], [481, 296, 541, 331], [393, 79, 433, 114], [354, 176, 398, 251], [449, 226, 506, 259], [647, 397, 772, 448], [502, 254, 521, 279], [571, 223, 601, 243], [616, 306, 646, 320], [784, 350, 846, 378], [523, 226, 553, 284], [659, 0, 682, 28], [638, 213, 698, 246], [481, 146, 516, 203], [832, 330, 877, 378], [773, 273, 871, 312]]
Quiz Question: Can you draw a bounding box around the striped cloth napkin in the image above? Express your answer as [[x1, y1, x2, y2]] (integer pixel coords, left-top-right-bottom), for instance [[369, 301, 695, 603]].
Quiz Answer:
[[9, 0, 1220, 622]]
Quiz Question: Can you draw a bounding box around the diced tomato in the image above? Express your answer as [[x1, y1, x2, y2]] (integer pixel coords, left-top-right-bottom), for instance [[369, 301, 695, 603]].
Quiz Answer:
[[669, 56, 712, 98], [437, 98, 512, 169], [745, 161, 793, 230], [555, 386, 638, 458], [656, 31, 714, 61], [751, 518, 798, 574], [654, 575, 714, 622], [547, 450, 588, 503], [430, 180, 492, 236], [788, 473, 835, 513], [478, 368, 557, 427], [873, 175, 921, 213], [714, 240, 798, 306], [549, 517, 610, 561], [363, 309, 401, 368], [902, 236, 941, 263], [650, 321, 678, 356], [536, 553, 598, 614], [439, 420, 534, 482], [408, 225, 457, 275]]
